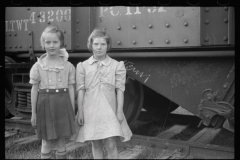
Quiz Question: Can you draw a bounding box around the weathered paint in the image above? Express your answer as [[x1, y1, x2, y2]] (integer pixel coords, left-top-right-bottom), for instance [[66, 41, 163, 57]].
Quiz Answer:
[[123, 56, 234, 115]]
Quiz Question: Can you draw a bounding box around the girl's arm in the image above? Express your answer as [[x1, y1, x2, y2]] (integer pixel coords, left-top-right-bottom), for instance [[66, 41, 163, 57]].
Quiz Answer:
[[68, 84, 75, 114], [77, 89, 85, 125], [116, 88, 124, 123], [31, 84, 39, 127], [116, 88, 124, 112]]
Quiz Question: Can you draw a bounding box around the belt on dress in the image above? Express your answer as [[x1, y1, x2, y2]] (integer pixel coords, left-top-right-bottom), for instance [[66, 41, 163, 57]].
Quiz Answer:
[[38, 88, 68, 93]]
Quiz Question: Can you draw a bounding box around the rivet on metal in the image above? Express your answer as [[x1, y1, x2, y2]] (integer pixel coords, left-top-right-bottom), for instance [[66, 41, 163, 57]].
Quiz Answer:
[[14, 33, 17, 36], [27, 7, 30, 10], [204, 37, 209, 42], [9, 46, 12, 49], [133, 40, 136, 44], [9, 33, 11, 36], [37, 14, 41, 18], [223, 36, 228, 41], [29, 32, 32, 35], [205, 20, 209, 24], [132, 25, 136, 29], [165, 23, 170, 28], [19, 45, 22, 48], [148, 24, 153, 28], [177, 148, 183, 152], [149, 40, 152, 44], [76, 30, 79, 33], [137, 142, 140, 145], [15, 45, 17, 48], [63, 30, 66, 33], [76, 20, 80, 23], [224, 7, 228, 11], [184, 22, 188, 26], [29, 45, 32, 48], [47, 21, 51, 24], [149, 144, 155, 148], [76, 43, 79, 47], [224, 18, 228, 23], [117, 41, 121, 45], [117, 26, 121, 30], [223, 84, 228, 88], [184, 39, 188, 43], [64, 44, 67, 47], [205, 7, 209, 12], [166, 39, 170, 44]]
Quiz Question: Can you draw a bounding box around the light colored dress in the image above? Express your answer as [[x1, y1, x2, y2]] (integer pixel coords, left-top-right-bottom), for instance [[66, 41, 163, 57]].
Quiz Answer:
[[73, 55, 132, 142]]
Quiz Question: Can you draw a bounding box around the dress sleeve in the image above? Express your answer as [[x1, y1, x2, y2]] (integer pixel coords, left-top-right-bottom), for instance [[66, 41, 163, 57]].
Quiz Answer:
[[68, 63, 76, 85], [115, 61, 126, 92], [76, 62, 85, 92], [29, 62, 40, 84]]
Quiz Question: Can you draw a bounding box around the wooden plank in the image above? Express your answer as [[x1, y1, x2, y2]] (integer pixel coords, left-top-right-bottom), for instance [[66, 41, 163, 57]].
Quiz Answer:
[[157, 125, 187, 139], [188, 128, 221, 144], [119, 145, 148, 159], [5, 131, 17, 138], [10, 117, 23, 120], [14, 135, 38, 146]]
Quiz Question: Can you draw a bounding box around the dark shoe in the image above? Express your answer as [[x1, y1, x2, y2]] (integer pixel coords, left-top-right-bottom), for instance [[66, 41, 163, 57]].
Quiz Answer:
[[41, 151, 54, 159], [56, 150, 68, 159]]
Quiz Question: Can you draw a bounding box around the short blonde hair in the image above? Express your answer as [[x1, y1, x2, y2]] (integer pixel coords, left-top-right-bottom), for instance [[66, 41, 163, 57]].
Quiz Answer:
[[87, 28, 111, 52], [40, 26, 64, 50]]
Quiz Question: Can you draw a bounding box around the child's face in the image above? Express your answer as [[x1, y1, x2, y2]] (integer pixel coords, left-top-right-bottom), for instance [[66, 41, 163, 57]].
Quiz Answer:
[[92, 37, 107, 59], [44, 32, 61, 56]]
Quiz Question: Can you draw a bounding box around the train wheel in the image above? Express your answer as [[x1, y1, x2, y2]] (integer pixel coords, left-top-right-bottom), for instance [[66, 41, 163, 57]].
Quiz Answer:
[[123, 76, 144, 127], [5, 56, 16, 118]]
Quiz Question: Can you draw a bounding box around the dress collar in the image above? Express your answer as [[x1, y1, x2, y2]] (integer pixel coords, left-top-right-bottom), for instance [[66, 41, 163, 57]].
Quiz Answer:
[[88, 55, 111, 66], [37, 48, 69, 71]]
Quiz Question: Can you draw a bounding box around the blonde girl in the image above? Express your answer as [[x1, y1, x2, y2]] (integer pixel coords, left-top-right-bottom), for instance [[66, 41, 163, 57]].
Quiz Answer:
[[30, 26, 76, 159], [72, 28, 132, 159]]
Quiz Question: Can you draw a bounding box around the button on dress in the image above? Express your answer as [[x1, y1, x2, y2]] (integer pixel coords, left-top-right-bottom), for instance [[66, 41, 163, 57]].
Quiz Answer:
[[73, 55, 132, 142]]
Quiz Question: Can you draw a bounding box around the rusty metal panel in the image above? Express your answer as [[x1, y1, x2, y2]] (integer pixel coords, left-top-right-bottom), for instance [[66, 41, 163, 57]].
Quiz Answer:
[[5, 7, 74, 52], [121, 55, 234, 115], [200, 7, 229, 45], [94, 7, 200, 48], [72, 7, 90, 50]]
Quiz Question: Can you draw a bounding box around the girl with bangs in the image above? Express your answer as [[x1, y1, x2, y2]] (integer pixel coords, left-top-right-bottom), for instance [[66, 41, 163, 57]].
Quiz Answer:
[[72, 28, 132, 159]]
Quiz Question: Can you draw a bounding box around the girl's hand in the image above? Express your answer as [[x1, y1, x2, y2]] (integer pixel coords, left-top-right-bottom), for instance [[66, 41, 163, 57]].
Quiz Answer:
[[117, 111, 123, 124], [77, 110, 84, 126], [31, 113, 37, 128]]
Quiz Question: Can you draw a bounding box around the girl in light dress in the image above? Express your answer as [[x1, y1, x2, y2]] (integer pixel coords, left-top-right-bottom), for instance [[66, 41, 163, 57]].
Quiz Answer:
[[73, 28, 132, 159], [30, 26, 76, 159]]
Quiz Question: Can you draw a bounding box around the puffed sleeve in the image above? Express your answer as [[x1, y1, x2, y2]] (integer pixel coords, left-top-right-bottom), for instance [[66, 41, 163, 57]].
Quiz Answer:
[[76, 62, 85, 92], [115, 61, 126, 92], [68, 63, 76, 85], [29, 62, 40, 84]]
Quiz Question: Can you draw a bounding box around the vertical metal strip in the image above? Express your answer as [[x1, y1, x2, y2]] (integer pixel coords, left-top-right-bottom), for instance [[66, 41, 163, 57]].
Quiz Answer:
[[28, 31, 36, 63]]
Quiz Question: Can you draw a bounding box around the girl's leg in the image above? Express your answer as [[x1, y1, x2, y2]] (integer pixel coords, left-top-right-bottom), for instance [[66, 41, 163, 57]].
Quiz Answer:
[[104, 137, 118, 159], [91, 140, 104, 159], [41, 139, 53, 159], [55, 137, 67, 159]]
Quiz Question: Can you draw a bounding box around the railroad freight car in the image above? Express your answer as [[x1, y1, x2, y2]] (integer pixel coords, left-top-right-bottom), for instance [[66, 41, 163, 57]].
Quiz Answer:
[[5, 7, 234, 133]]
